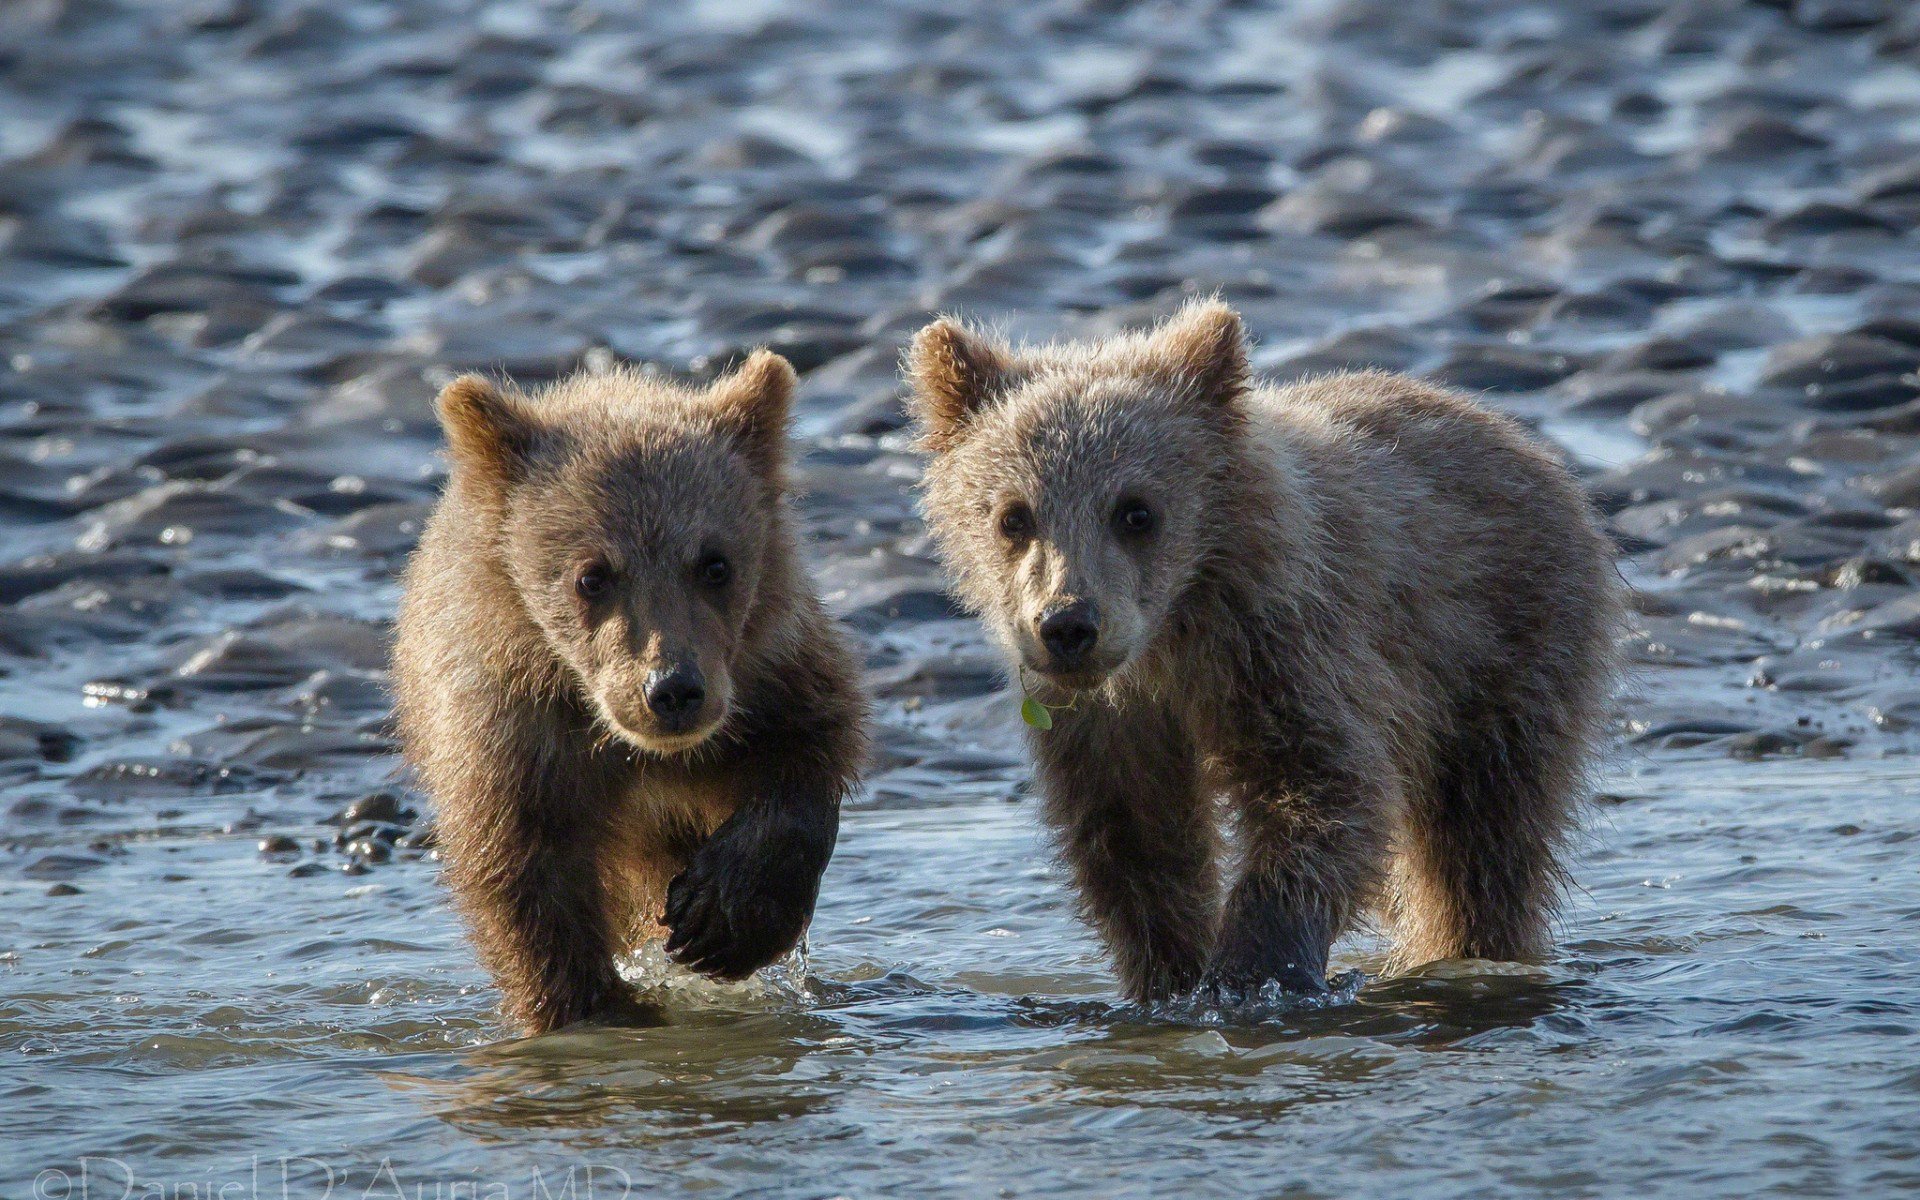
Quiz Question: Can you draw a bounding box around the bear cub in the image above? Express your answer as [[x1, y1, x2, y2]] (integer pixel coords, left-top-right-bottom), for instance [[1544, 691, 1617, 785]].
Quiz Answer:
[[908, 302, 1620, 1002], [394, 353, 867, 1034]]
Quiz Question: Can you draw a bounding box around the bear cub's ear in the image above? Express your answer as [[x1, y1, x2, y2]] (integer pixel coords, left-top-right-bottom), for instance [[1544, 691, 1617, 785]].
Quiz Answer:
[[1148, 300, 1249, 409], [905, 317, 1017, 452], [708, 348, 797, 481], [436, 375, 535, 490]]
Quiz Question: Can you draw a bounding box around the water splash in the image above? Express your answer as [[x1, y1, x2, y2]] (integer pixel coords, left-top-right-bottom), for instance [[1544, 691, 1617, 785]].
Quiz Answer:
[[616, 938, 816, 1009], [1138, 971, 1371, 1027]]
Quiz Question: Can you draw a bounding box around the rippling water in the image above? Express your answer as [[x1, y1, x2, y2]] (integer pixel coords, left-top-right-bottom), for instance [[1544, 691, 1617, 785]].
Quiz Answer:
[[8, 757, 1918, 1196], [4, 0, 1920, 1195]]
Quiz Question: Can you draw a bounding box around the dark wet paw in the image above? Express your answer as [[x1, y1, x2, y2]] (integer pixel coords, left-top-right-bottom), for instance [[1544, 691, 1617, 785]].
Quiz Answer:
[[1202, 895, 1333, 1004], [1199, 955, 1330, 1005], [662, 850, 811, 981]]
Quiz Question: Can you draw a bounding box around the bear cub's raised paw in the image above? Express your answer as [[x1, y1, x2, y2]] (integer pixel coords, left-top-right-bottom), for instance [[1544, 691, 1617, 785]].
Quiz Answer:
[[662, 805, 824, 981]]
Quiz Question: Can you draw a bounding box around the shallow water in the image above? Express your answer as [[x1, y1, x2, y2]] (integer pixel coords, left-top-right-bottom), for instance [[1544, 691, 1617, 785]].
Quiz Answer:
[[7, 757, 1919, 1196], [4, 0, 1920, 1196]]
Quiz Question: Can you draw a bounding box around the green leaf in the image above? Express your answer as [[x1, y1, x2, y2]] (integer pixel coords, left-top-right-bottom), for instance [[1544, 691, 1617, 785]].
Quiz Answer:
[[1020, 695, 1054, 731]]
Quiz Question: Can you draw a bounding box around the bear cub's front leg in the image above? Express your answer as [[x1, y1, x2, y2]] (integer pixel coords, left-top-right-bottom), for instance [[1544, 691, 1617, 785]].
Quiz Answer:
[[663, 765, 842, 980], [395, 353, 866, 1034]]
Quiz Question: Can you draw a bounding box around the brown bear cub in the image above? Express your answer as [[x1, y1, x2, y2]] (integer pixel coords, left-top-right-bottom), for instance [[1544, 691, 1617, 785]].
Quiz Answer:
[[908, 302, 1620, 1003], [394, 354, 867, 1034]]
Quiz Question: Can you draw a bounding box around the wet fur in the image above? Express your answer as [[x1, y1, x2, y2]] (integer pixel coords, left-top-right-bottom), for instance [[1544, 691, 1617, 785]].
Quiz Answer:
[[909, 303, 1621, 1001], [393, 360, 867, 1034]]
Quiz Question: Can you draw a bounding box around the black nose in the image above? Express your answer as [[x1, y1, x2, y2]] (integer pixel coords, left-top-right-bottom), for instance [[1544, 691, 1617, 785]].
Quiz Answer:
[[1038, 603, 1099, 668], [644, 666, 706, 729]]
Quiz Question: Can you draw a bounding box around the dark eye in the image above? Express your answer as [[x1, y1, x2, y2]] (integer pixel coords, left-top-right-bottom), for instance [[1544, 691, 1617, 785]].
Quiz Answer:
[[699, 554, 732, 588], [1115, 498, 1156, 536], [575, 563, 613, 601], [998, 503, 1034, 543]]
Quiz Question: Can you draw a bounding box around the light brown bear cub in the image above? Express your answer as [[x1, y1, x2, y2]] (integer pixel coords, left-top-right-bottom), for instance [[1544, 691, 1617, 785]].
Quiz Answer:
[[394, 354, 867, 1034], [908, 302, 1620, 1002]]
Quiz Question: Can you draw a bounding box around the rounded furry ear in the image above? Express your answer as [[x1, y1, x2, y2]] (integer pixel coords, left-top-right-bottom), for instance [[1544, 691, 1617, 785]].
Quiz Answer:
[[709, 348, 796, 480], [436, 375, 533, 490], [1150, 300, 1248, 408], [905, 317, 1015, 452]]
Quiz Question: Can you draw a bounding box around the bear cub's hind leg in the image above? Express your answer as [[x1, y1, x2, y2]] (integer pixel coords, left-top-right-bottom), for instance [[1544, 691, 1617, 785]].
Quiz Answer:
[[1390, 709, 1579, 970]]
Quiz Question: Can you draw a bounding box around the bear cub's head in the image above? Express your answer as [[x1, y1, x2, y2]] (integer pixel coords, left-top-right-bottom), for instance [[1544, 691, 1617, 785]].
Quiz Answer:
[[908, 301, 1249, 694], [435, 352, 797, 755]]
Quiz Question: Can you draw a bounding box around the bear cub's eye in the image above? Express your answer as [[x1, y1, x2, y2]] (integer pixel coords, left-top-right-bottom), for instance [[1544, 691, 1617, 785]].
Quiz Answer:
[[1115, 498, 1156, 536], [998, 503, 1034, 543], [699, 554, 732, 588], [575, 563, 614, 601]]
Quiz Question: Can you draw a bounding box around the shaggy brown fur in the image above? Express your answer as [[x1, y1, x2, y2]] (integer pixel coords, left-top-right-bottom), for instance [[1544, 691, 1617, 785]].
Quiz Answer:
[[908, 302, 1621, 1001], [394, 354, 867, 1034]]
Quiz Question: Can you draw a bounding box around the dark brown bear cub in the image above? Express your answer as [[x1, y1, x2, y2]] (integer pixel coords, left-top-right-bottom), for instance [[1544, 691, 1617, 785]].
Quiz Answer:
[[908, 302, 1620, 1002], [394, 353, 867, 1034]]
